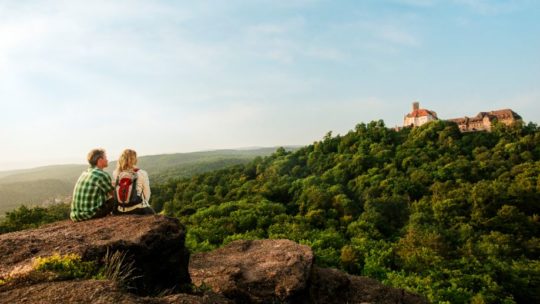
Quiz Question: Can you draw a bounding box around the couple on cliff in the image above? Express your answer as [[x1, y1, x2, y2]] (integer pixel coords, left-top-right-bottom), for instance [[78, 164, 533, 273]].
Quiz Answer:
[[70, 148, 155, 222]]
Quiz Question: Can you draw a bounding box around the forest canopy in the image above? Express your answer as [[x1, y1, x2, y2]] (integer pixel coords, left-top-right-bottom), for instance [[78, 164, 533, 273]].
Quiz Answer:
[[152, 120, 540, 303]]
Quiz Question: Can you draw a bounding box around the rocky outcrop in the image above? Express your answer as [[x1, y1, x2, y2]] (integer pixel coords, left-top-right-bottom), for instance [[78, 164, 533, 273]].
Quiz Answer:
[[0, 215, 190, 294], [0, 216, 427, 303], [190, 239, 427, 304], [190, 239, 313, 303], [1, 279, 144, 304], [0, 279, 232, 304], [308, 266, 427, 304]]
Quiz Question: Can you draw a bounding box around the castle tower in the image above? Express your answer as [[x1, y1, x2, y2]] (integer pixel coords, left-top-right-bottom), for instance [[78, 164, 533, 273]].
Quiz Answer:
[[403, 101, 438, 127]]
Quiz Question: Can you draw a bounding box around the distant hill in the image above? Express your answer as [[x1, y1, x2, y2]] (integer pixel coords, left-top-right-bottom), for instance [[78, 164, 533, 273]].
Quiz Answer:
[[0, 179, 73, 216], [0, 165, 88, 185], [134, 148, 300, 184], [0, 147, 297, 216]]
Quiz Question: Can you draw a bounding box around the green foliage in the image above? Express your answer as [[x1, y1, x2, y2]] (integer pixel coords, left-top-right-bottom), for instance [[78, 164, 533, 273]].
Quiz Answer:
[[0, 203, 70, 234], [32, 250, 137, 290], [34, 253, 99, 280], [183, 199, 287, 252], [152, 121, 540, 303]]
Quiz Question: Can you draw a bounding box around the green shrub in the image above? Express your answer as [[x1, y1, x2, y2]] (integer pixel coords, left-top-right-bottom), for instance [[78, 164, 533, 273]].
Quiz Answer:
[[34, 253, 98, 280], [33, 250, 136, 290]]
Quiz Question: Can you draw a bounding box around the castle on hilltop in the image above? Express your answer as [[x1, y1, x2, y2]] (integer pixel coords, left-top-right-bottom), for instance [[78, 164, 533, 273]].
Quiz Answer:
[[403, 102, 522, 132], [403, 102, 438, 127]]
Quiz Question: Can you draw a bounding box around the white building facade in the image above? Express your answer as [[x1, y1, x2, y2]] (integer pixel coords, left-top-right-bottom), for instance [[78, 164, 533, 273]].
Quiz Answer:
[[403, 102, 438, 127]]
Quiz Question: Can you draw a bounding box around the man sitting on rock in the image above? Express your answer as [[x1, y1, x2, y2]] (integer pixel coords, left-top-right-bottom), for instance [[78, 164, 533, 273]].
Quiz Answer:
[[70, 148, 115, 221]]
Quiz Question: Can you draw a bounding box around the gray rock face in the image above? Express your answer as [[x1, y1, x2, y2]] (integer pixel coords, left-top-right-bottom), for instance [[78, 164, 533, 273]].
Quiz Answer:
[[190, 239, 313, 303], [0, 215, 190, 294]]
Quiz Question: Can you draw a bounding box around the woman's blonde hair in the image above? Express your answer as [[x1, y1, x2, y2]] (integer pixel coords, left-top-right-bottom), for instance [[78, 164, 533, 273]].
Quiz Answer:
[[117, 149, 138, 172]]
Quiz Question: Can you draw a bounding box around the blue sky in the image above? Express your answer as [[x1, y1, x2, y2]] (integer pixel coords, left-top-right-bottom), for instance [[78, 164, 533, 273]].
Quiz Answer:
[[1, 0, 539, 170]]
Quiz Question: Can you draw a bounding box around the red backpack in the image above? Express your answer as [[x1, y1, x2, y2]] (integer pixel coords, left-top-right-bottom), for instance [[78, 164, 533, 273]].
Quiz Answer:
[[114, 169, 144, 209]]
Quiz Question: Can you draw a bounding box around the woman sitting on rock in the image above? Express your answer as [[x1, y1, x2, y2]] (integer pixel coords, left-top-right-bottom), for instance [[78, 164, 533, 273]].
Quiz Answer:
[[113, 149, 155, 215]]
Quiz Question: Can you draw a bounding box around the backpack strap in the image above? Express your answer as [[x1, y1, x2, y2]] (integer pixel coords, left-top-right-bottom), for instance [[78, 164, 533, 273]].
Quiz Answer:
[[129, 170, 141, 203], [114, 175, 119, 201], [132, 169, 143, 199], [114, 175, 125, 212]]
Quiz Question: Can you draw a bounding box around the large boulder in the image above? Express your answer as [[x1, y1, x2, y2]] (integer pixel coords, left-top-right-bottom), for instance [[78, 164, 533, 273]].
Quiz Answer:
[[0, 215, 190, 294], [190, 239, 427, 304], [189, 239, 313, 303], [189, 239, 427, 304], [307, 266, 427, 304]]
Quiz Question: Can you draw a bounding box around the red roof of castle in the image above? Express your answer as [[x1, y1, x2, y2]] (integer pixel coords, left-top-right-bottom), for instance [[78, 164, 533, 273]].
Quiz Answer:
[[406, 109, 438, 118]]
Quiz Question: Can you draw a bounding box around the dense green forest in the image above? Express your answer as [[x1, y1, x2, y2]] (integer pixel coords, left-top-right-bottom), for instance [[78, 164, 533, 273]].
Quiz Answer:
[[0, 203, 70, 233], [1, 120, 539, 303], [150, 120, 539, 303]]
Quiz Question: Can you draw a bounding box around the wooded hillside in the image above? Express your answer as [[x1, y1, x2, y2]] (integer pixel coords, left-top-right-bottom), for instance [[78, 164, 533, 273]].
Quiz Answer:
[[151, 120, 540, 303]]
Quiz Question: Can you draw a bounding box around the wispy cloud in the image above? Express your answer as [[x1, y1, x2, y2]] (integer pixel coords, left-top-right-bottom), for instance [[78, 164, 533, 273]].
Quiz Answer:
[[0, 1, 223, 105], [453, 0, 529, 14], [378, 25, 421, 47], [335, 18, 422, 56], [244, 18, 306, 63], [391, 0, 530, 14], [392, 0, 436, 7], [243, 17, 352, 64], [305, 47, 347, 62]]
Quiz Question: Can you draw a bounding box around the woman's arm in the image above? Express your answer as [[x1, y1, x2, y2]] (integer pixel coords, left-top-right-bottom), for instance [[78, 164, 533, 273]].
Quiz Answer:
[[139, 170, 151, 202]]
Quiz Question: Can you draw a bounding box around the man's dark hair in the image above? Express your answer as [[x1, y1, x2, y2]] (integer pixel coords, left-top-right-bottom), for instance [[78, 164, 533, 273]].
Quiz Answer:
[[87, 149, 106, 167]]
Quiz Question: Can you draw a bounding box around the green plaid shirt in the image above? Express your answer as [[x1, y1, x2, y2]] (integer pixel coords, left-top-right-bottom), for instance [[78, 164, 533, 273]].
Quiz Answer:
[[70, 167, 114, 221]]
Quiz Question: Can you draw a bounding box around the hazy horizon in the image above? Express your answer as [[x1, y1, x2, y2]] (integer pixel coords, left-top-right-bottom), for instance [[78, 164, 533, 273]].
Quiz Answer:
[[2, 1, 539, 171], [0, 145, 302, 172]]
